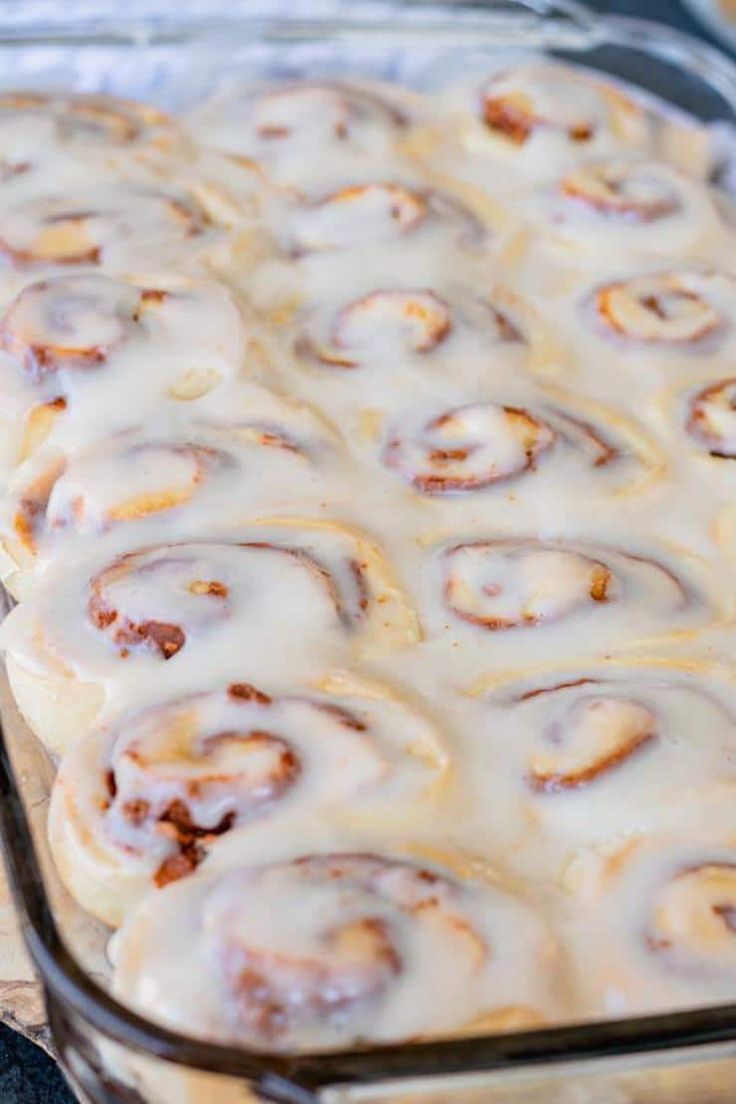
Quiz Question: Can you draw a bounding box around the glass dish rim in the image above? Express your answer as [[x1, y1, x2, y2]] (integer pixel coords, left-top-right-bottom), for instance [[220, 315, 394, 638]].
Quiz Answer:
[[3, 3, 736, 1098]]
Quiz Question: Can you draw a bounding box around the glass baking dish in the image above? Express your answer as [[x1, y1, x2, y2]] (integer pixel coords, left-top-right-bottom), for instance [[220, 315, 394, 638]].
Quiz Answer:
[[683, 0, 736, 54], [4, 1, 736, 1101]]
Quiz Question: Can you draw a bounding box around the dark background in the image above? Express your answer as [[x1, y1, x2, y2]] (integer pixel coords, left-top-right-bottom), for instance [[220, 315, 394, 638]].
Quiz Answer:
[[0, 1, 726, 1100]]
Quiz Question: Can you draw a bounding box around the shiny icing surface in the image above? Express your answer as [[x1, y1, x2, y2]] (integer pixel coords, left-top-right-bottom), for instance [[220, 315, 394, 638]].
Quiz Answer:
[[2, 64, 736, 1051]]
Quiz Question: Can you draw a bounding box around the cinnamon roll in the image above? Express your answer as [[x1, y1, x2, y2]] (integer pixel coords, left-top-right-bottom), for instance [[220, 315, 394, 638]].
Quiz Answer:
[[0, 91, 182, 161], [482, 660, 736, 855], [382, 396, 661, 498], [49, 674, 448, 924], [1, 274, 151, 378], [590, 271, 727, 348], [478, 63, 647, 152], [0, 182, 213, 273], [85, 524, 418, 657], [565, 830, 736, 1015], [188, 80, 418, 190], [277, 182, 491, 256], [432, 537, 720, 674], [0, 272, 243, 390], [559, 160, 681, 223], [530, 159, 726, 263], [385, 401, 553, 493], [4, 439, 221, 560], [0, 420, 336, 584], [0, 273, 318, 478], [443, 540, 650, 629], [286, 182, 429, 252], [1, 524, 419, 750], [111, 850, 559, 1049], [298, 286, 526, 375], [686, 378, 736, 458]]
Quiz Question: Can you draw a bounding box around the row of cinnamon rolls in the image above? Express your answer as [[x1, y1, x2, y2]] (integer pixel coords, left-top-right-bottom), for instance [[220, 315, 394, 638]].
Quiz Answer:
[[1, 65, 736, 1055]]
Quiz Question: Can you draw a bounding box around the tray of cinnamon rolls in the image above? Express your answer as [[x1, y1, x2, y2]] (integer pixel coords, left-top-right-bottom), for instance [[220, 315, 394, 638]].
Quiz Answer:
[[4, 4, 736, 1103]]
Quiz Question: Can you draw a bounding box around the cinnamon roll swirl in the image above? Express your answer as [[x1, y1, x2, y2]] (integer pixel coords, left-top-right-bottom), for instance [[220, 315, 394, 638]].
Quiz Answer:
[[443, 540, 656, 630], [0, 273, 320, 479], [112, 850, 559, 1049], [0, 422, 331, 584], [1, 524, 419, 750], [49, 674, 448, 924], [0, 91, 182, 161], [478, 63, 648, 152], [276, 181, 491, 256], [285, 182, 429, 252], [297, 286, 529, 380], [1, 274, 151, 378], [565, 830, 736, 1015], [385, 401, 553, 493], [590, 271, 727, 348], [559, 160, 681, 223], [686, 378, 736, 458], [430, 537, 721, 675], [0, 182, 213, 273], [0, 272, 244, 400], [481, 661, 736, 855], [382, 395, 661, 498], [188, 80, 418, 190], [303, 288, 454, 369], [527, 159, 726, 263]]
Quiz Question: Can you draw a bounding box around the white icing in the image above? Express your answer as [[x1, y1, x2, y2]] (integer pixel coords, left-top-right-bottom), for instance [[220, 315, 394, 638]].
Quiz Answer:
[[111, 849, 559, 1050], [0, 61, 734, 1049]]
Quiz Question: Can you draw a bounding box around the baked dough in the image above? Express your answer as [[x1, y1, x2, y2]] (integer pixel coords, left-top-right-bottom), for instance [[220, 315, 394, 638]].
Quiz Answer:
[[0, 62, 734, 1052]]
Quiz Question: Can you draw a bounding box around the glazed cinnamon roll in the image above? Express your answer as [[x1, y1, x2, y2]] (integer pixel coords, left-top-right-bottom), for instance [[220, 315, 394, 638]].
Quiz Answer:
[[558, 160, 681, 223], [85, 526, 418, 658], [277, 182, 490, 255], [112, 850, 559, 1049], [0, 272, 315, 477], [478, 63, 647, 151], [432, 537, 720, 673], [1, 524, 419, 751], [481, 63, 640, 146], [528, 159, 727, 263], [686, 378, 736, 458], [0, 91, 182, 162], [0, 272, 243, 386], [4, 438, 221, 560], [188, 80, 418, 190], [49, 674, 448, 924], [0, 418, 336, 583], [385, 401, 553, 493], [565, 829, 736, 1015], [286, 182, 429, 252], [0, 273, 244, 415], [1, 274, 151, 377], [444, 540, 655, 630], [298, 286, 524, 373], [0, 182, 213, 273], [461, 60, 716, 181], [590, 271, 728, 347], [482, 661, 736, 854], [382, 397, 661, 497]]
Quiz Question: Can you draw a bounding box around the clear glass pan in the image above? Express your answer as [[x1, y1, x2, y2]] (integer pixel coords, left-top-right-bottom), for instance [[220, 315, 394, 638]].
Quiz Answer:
[[3, 2, 736, 1101]]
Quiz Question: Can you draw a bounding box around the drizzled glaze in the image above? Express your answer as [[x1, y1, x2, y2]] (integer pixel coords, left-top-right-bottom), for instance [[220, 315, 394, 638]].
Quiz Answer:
[[111, 848, 560, 1050], [0, 61, 736, 1054]]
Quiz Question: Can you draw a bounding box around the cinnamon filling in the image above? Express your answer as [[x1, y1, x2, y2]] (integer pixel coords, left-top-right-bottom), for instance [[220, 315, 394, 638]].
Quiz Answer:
[[687, 378, 736, 458]]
